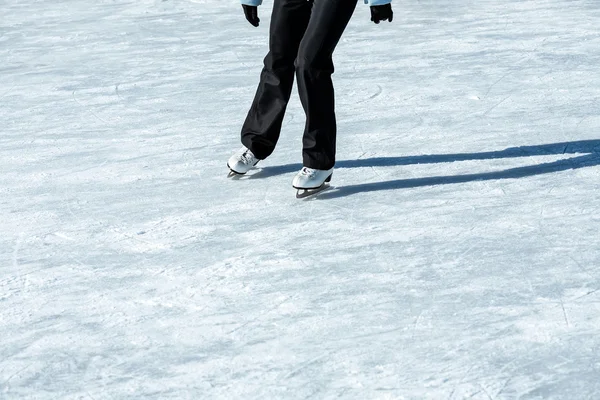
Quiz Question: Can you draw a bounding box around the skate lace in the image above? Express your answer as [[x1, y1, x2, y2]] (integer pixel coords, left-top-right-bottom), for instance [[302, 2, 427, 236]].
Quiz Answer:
[[240, 150, 255, 165], [300, 167, 316, 177]]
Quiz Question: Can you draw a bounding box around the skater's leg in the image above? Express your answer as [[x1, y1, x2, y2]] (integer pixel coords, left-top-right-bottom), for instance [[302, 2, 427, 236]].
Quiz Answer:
[[295, 0, 358, 170], [241, 0, 312, 160], [296, 0, 357, 170]]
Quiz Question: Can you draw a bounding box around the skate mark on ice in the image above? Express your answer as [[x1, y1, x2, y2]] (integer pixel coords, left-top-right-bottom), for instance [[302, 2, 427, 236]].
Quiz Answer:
[[72, 90, 111, 125], [1, 363, 33, 390], [477, 383, 494, 400], [575, 115, 590, 130], [410, 310, 425, 340], [113, 145, 207, 164], [54, 157, 109, 179], [536, 221, 595, 280], [559, 297, 570, 328], [481, 37, 549, 99], [487, 344, 562, 399], [494, 376, 513, 399], [481, 94, 513, 117], [227, 295, 293, 335], [341, 325, 407, 341], [446, 364, 476, 400], [572, 288, 600, 302], [281, 353, 329, 380], [12, 233, 24, 269], [0, 84, 16, 99], [85, 390, 97, 400], [356, 84, 383, 104], [483, 70, 514, 98]]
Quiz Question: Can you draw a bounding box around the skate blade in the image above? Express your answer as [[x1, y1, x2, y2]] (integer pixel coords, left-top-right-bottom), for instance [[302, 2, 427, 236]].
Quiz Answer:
[[295, 183, 330, 199], [228, 170, 243, 178], [227, 161, 259, 178]]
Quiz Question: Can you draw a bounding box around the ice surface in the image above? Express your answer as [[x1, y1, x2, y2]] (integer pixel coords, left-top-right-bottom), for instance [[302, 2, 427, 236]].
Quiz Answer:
[[1, 0, 600, 398]]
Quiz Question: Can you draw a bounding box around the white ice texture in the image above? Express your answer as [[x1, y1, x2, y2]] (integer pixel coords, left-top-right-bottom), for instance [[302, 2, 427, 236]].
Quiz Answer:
[[2, 0, 600, 399]]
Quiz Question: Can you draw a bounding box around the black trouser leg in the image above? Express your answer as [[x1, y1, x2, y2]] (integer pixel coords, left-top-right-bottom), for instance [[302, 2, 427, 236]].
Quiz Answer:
[[296, 0, 358, 170], [241, 0, 312, 160]]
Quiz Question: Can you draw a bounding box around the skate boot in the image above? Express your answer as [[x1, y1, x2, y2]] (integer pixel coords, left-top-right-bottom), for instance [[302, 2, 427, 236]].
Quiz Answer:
[[292, 167, 333, 198], [227, 147, 259, 177]]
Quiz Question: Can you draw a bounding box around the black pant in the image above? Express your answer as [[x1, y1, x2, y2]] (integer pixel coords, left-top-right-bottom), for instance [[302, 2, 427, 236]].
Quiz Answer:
[[241, 0, 358, 170]]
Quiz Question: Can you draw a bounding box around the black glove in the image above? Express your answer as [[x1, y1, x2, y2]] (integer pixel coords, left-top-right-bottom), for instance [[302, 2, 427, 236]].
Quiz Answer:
[[242, 5, 260, 27], [370, 4, 393, 24]]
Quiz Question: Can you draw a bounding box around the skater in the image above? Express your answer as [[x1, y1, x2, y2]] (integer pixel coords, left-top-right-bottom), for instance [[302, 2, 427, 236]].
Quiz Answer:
[[227, 0, 393, 197]]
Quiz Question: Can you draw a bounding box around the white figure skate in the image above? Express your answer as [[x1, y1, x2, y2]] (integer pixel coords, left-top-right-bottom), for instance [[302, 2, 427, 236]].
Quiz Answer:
[[227, 147, 259, 177], [292, 167, 333, 198]]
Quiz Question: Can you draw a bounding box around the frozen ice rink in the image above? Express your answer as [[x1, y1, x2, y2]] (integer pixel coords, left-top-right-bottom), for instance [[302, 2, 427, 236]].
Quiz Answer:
[[2, 0, 600, 398]]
